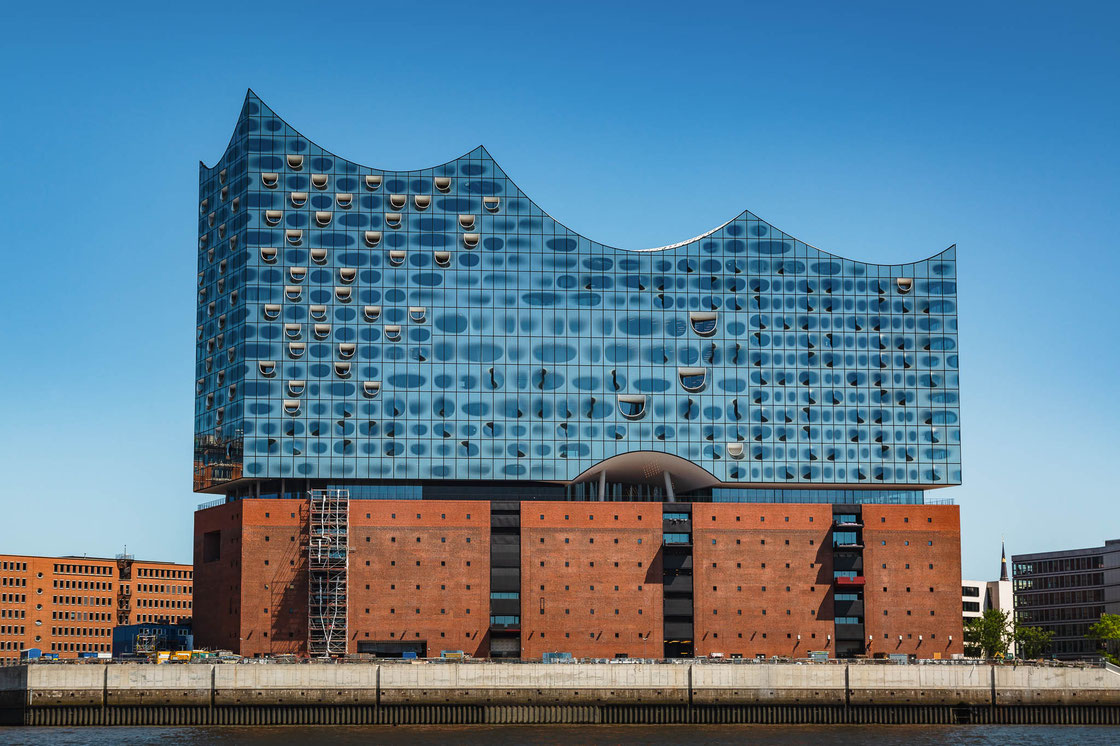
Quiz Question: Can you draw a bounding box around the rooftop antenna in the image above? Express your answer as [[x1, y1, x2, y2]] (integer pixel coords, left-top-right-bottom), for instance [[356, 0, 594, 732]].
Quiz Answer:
[[1000, 538, 1009, 581]]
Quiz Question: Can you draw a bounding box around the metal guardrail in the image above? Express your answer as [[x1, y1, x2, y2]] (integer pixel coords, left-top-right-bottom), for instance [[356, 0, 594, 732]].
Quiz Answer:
[[196, 497, 227, 511]]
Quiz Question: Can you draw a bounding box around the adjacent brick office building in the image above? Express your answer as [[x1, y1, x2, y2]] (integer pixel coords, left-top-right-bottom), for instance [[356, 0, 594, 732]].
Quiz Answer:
[[0, 554, 194, 661], [192, 92, 963, 659]]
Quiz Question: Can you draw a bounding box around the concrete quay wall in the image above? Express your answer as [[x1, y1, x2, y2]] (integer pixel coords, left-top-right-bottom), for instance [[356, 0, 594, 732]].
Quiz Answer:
[[3, 662, 1118, 710]]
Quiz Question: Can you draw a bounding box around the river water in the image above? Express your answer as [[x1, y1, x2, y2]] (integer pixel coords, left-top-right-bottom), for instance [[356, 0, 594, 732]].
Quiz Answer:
[[1, 725, 1118, 744]]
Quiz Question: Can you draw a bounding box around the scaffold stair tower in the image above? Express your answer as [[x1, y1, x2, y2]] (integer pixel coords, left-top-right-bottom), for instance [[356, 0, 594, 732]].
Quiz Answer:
[[308, 488, 349, 656]]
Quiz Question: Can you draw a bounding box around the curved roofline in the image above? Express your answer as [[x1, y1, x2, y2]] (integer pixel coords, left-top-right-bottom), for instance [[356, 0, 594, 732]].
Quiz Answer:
[[209, 89, 955, 265]]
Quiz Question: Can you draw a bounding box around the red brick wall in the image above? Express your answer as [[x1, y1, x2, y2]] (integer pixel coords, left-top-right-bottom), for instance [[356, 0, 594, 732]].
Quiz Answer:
[[238, 499, 308, 656], [862, 504, 963, 659], [692, 504, 835, 658], [520, 503, 663, 660], [193, 501, 245, 653], [349, 501, 491, 657]]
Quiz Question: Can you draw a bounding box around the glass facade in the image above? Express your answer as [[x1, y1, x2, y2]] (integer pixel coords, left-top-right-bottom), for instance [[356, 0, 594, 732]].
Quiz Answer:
[[194, 91, 960, 496]]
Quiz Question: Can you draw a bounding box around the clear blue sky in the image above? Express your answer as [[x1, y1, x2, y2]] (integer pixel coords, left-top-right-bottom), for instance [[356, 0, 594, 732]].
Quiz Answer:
[[1, 1, 1116, 579]]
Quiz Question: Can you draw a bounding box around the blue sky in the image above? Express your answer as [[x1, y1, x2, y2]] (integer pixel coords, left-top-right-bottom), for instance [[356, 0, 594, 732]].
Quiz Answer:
[[1, 1, 1116, 579]]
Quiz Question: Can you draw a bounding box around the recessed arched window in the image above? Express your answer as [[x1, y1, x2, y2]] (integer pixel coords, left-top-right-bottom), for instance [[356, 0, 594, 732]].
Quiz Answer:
[[335, 286, 352, 303], [260, 247, 278, 264], [264, 210, 282, 226], [483, 196, 500, 213], [288, 342, 305, 359], [284, 323, 302, 339], [262, 304, 281, 321], [200, 198, 209, 213], [726, 443, 745, 459], [334, 362, 351, 378], [364, 231, 382, 247], [336, 193, 352, 208], [434, 177, 452, 193], [338, 343, 356, 359], [409, 307, 427, 323], [389, 194, 407, 210], [388, 250, 406, 266], [261, 173, 278, 188], [689, 312, 718, 337], [414, 195, 431, 211], [462, 233, 480, 249], [286, 154, 304, 170], [386, 213, 402, 229], [384, 325, 402, 342], [287, 380, 305, 396], [365, 174, 382, 191], [315, 211, 332, 227], [309, 305, 328, 321], [283, 399, 301, 416], [311, 174, 328, 190], [313, 324, 331, 340], [434, 251, 451, 267], [289, 267, 306, 283], [458, 214, 476, 230], [896, 277, 913, 294], [678, 367, 708, 392], [285, 229, 302, 245], [617, 395, 647, 420], [363, 305, 382, 322], [310, 248, 328, 265], [284, 285, 302, 301], [339, 268, 357, 284], [363, 381, 381, 398], [290, 192, 308, 207]]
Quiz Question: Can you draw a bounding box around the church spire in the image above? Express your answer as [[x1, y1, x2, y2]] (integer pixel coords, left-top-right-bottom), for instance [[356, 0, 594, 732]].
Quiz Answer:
[[1000, 539, 1009, 581]]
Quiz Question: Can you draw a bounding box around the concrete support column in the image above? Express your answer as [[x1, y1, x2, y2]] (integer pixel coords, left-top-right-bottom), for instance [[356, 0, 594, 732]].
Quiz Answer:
[[598, 470, 607, 502], [663, 471, 675, 502]]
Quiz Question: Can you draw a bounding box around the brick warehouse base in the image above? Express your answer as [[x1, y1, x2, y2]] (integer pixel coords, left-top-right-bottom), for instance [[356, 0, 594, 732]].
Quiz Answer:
[[193, 499, 963, 660]]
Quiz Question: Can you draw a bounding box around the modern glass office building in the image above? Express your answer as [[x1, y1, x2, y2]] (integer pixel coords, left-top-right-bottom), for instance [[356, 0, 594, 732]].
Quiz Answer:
[[193, 91, 962, 660]]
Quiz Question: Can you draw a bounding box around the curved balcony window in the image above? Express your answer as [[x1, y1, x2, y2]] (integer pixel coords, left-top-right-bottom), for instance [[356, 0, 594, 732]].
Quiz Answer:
[[290, 192, 307, 207], [221, 186, 229, 202], [462, 232, 480, 249], [483, 196, 500, 213], [313, 324, 331, 339], [409, 307, 427, 323], [287, 380, 305, 396], [338, 343, 356, 359], [261, 173, 278, 188], [207, 211, 216, 227], [284, 323, 302, 339], [260, 247, 278, 264], [389, 194, 407, 210], [315, 211, 332, 227], [678, 367, 708, 392], [335, 286, 353, 303], [386, 213, 402, 229], [364, 230, 382, 247], [617, 395, 647, 420], [434, 176, 452, 193], [364, 305, 382, 322], [229, 235, 239, 251], [230, 290, 239, 306], [289, 266, 306, 283], [458, 214, 476, 230], [283, 399, 301, 416], [896, 277, 913, 294], [285, 229, 302, 245], [338, 267, 357, 284], [206, 392, 214, 409], [689, 311, 718, 337], [434, 251, 451, 267], [365, 174, 382, 191], [309, 305, 328, 321], [388, 250, 406, 266], [311, 174, 328, 190], [200, 198, 208, 213], [215, 407, 224, 424], [310, 248, 328, 264], [336, 193, 353, 208], [286, 154, 304, 170], [414, 195, 431, 211], [288, 342, 306, 359], [334, 362, 352, 378], [726, 442, 745, 459], [219, 168, 227, 184], [284, 285, 302, 301], [262, 304, 281, 321], [264, 210, 283, 226], [384, 325, 402, 342], [362, 381, 381, 398], [227, 384, 236, 399]]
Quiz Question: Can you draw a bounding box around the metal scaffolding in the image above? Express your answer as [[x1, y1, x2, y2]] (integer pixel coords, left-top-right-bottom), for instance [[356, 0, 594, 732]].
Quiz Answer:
[[308, 488, 349, 657]]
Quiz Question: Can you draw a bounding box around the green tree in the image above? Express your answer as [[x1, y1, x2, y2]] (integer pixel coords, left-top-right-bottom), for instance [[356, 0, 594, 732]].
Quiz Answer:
[[1088, 613, 1120, 664], [1014, 624, 1054, 659], [965, 609, 1013, 659]]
